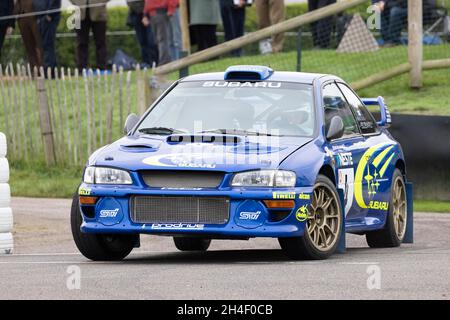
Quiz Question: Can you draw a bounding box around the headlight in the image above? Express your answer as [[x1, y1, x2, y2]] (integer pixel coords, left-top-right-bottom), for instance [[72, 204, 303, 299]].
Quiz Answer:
[[231, 170, 296, 187], [83, 167, 132, 185]]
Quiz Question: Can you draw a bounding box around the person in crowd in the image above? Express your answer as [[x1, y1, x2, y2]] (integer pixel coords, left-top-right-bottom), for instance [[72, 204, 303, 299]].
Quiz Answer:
[[219, 0, 247, 57], [189, 0, 221, 52], [254, 0, 285, 54], [169, 3, 182, 60], [15, 0, 44, 69], [70, 0, 109, 71], [0, 0, 15, 60], [127, 0, 158, 67], [308, 0, 336, 49], [373, 0, 408, 47], [142, 0, 179, 66], [34, 0, 61, 71]]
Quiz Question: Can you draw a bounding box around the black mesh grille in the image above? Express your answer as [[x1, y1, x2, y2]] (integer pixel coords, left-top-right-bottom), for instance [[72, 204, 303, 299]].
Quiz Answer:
[[140, 171, 225, 188], [131, 196, 230, 224]]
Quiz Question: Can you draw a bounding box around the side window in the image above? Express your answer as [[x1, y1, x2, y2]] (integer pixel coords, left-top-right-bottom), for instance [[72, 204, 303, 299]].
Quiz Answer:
[[322, 82, 359, 138], [338, 84, 378, 134]]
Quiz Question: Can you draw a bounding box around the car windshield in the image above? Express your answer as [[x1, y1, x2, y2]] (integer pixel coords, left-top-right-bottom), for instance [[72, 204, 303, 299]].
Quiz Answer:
[[136, 81, 315, 137]]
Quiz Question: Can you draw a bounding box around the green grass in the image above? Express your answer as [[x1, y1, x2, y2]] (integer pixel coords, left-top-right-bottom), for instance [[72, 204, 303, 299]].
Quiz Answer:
[[414, 200, 450, 213], [10, 161, 82, 199]]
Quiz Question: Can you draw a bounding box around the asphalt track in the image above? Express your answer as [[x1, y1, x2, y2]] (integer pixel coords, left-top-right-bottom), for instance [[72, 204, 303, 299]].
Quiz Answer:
[[0, 197, 449, 300]]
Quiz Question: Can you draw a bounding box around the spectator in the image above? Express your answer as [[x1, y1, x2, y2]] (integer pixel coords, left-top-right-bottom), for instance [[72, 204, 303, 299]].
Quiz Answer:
[[254, 0, 285, 54], [126, 0, 158, 67], [70, 0, 109, 71], [308, 0, 336, 49], [15, 0, 44, 69], [374, 0, 408, 47], [220, 0, 247, 57], [0, 0, 15, 60], [189, 0, 221, 51], [143, 0, 179, 66], [169, 4, 182, 60], [34, 0, 61, 71]]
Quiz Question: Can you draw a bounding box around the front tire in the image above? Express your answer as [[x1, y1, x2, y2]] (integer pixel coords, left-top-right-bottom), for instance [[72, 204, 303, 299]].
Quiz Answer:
[[173, 237, 211, 251], [366, 169, 407, 248], [71, 193, 137, 261], [279, 174, 343, 260]]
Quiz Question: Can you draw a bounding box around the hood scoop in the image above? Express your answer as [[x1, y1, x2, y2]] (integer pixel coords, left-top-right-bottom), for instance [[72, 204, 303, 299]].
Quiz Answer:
[[120, 143, 159, 153], [167, 134, 242, 145]]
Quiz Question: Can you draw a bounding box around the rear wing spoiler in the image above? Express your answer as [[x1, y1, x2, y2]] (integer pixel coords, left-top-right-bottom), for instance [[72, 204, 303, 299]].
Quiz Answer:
[[361, 96, 392, 127]]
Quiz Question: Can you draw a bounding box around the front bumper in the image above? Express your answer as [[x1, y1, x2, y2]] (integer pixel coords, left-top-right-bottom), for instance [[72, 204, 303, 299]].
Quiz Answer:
[[78, 183, 313, 238]]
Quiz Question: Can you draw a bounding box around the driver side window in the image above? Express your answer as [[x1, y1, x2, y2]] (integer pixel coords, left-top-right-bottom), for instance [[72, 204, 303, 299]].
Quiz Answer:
[[322, 82, 359, 138]]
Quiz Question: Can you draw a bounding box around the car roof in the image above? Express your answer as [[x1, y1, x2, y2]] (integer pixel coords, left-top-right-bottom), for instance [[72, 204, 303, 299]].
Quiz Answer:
[[180, 70, 344, 85]]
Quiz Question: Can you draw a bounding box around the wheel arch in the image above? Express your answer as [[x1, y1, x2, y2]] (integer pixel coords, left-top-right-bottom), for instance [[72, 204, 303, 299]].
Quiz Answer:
[[395, 158, 406, 175], [318, 164, 336, 185]]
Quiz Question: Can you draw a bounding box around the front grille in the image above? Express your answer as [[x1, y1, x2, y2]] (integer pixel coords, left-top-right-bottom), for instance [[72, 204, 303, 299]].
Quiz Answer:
[[131, 196, 230, 224], [140, 170, 225, 188]]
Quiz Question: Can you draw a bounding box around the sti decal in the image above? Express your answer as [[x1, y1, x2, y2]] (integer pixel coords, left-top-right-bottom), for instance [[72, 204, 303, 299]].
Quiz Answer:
[[354, 143, 395, 210], [99, 208, 120, 218]]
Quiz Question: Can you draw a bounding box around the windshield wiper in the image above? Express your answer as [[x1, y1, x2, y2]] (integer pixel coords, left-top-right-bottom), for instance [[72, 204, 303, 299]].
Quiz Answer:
[[138, 127, 187, 135], [198, 129, 274, 136]]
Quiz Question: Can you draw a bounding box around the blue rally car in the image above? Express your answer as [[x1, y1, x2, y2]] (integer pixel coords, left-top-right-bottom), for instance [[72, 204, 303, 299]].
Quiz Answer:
[[71, 65, 409, 261]]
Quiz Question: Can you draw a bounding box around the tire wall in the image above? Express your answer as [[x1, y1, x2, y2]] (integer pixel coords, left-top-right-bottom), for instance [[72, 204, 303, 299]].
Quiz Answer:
[[387, 114, 450, 201], [0, 133, 13, 254]]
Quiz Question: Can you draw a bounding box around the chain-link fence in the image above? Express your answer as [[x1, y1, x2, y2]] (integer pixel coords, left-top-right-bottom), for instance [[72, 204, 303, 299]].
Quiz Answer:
[[159, 0, 450, 87]]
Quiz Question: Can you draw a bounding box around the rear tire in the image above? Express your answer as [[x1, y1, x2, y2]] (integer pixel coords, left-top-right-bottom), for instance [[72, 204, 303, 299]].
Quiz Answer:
[[173, 237, 211, 251], [366, 169, 407, 248], [71, 193, 137, 261], [279, 174, 342, 260]]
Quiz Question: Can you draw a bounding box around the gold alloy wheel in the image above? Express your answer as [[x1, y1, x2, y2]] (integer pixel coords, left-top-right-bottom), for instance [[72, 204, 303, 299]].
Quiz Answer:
[[308, 183, 341, 251], [392, 176, 407, 240]]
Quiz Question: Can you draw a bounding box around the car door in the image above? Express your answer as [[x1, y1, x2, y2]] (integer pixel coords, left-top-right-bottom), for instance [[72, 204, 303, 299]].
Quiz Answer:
[[322, 82, 368, 224], [337, 82, 392, 226]]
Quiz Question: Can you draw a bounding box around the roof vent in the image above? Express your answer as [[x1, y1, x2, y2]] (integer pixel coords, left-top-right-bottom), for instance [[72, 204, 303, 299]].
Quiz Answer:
[[224, 65, 273, 81]]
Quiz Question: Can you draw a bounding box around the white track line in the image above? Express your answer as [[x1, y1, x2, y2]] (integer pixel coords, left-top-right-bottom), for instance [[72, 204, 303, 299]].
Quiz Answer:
[[0, 251, 169, 257]]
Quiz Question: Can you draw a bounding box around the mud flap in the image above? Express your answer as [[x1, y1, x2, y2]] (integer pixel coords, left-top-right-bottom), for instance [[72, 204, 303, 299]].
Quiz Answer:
[[402, 182, 414, 244], [336, 188, 346, 254]]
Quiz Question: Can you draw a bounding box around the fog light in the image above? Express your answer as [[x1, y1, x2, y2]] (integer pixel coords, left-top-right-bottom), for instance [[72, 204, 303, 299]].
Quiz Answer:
[[79, 196, 98, 205], [263, 200, 295, 209]]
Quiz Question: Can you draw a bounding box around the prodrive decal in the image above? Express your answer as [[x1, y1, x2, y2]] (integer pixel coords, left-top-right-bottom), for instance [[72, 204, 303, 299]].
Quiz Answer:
[[151, 223, 205, 230]]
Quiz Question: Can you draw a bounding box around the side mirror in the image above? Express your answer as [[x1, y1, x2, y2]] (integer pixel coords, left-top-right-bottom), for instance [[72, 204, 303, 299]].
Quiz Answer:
[[326, 116, 345, 140], [124, 113, 139, 135]]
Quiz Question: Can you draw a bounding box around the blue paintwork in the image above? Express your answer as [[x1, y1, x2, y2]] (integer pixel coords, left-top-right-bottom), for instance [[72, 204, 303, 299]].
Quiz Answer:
[[78, 67, 408, 240]]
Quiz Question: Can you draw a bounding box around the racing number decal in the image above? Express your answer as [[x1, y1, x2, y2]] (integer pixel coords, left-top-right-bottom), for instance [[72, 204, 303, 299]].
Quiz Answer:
[[338, 168, 354, 217]]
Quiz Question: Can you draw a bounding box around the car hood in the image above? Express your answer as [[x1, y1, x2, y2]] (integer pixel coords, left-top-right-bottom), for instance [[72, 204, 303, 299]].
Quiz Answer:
[[89, 134, 313, 172]]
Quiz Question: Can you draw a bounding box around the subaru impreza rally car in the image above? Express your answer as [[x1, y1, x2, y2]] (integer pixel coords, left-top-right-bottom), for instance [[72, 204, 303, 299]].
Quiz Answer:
[[71, 65, 409, 261]]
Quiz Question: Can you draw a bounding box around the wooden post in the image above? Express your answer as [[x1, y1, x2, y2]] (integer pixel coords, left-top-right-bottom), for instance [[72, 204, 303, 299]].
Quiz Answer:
[[408, 0, 423, 89], [36, 76, 56, 165], [179, 0, 191, 54]]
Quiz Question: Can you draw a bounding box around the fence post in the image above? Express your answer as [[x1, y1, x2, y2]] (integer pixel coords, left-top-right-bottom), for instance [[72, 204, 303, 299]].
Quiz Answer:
[[296, 28, 303, 72], [408, 0, 423, 89], [36, 76, 56, 165]]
